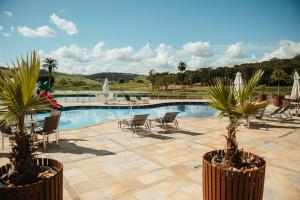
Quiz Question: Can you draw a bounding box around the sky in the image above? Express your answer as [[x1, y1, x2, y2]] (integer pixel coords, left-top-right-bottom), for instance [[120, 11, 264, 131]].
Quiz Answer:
[[0, 0, 300, 75]]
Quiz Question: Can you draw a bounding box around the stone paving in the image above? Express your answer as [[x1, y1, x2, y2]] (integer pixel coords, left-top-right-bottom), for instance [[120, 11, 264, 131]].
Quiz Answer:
[[1, 116, 300, 199]]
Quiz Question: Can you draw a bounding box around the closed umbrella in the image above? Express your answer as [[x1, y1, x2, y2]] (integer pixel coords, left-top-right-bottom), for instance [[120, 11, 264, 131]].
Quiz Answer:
[[290, 71, 300, 116], [102, 78, 109, 103], [102, 78, 109, 94], [290, 71, 300, 100], [234, 72, 243, 92]]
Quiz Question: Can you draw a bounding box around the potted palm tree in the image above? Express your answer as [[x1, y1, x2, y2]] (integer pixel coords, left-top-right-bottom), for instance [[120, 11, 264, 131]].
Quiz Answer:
[[0, 52, 63, 200], [270, 68, 287, 107], [203, 70, 268, 200]]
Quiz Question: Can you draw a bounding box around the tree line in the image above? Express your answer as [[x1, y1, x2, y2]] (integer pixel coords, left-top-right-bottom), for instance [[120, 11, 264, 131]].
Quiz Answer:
[[148, 55, 300, 91]]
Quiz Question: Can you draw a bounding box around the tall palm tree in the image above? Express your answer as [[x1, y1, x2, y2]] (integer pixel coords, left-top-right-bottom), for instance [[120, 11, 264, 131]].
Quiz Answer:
[[0, 52, 49, 185], [42, 57, 58, 90], [177, 61, 187, 72], [177, 61, 187, 88], [209, 70, 268, 167]]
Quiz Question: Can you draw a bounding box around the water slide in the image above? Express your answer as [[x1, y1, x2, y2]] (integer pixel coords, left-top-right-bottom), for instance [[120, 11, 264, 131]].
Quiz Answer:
[[40, 91, 63, 109]]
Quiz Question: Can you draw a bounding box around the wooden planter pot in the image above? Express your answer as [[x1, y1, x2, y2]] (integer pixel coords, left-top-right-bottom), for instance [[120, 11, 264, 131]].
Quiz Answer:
[[259, 94, 268, 102], [272, 95, 283, 107], [203, 150, 266, 200], [0, 158, 63, 200]]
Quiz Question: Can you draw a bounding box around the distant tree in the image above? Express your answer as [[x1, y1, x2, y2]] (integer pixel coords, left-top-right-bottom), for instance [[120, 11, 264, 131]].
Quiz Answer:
[[59, 78, 68, 85], [148, 69, 157, 90], [177, 61, 187, 72], [119, 79, 125, 84], [157, 73, 175, 91], [136, 79, 144, 83], [270, 68, 288, 95], [177, 61, 187, 88], [42, 57, 58, 90]]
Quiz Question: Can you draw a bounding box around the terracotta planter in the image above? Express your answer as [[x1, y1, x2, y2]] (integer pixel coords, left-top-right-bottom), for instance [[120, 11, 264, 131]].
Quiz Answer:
[[259, 94, 268, 102], [272, 95, 283, 107], [0, 158, 63, 200], [203, 150, 266, 200]]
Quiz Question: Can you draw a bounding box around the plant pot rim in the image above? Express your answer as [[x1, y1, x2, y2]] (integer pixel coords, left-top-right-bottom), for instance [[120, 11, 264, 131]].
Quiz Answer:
[[0, 158, 63, 189], [203, 150, 266, 173]]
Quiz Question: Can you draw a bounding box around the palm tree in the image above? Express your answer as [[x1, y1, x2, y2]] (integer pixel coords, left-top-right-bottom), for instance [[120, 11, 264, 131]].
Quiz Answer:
[[42, 57, 58, 90], [177, 61, 187, 72], [0, 52, 49, 185], [209, 70, 267, 167], [177, 61, 187, 88]]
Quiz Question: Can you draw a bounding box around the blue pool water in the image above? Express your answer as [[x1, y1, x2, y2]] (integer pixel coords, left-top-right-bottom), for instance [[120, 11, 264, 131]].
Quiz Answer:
[[36, 103, 217, 130]]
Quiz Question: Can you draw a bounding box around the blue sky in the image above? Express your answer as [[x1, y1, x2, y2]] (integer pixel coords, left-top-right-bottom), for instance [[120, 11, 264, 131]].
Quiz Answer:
[[0, 0, 300, 74]]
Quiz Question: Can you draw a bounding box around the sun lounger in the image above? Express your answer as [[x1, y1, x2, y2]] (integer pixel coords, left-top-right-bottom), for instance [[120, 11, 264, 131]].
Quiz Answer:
[[155, 112, 179, 133], [124, 94, 137, 103], [120, 114, 150, 136]]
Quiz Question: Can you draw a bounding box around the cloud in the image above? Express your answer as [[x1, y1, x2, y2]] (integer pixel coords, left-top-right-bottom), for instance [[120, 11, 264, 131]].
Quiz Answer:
[[104, 47, 134, 61], [10, 26, 14, 32], [92, 42, 105, 57], [36, 40, 300, 75], [3, 33, 11, 37], [132, 43, 154, 60], [17, 25, 56, 37], [50, 44, 89, 62], [179, 41, 213, 57], [261, 40, 300, 61], [50, 13, 78, 35], [4, 11, 12, 17]]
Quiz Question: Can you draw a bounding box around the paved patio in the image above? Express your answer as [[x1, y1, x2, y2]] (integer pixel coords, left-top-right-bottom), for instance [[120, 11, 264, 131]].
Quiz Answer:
[[1, 116, 300, 199]]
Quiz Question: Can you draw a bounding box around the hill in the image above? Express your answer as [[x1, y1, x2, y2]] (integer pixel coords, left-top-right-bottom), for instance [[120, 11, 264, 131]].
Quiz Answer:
[[85, 72, 140, 82]]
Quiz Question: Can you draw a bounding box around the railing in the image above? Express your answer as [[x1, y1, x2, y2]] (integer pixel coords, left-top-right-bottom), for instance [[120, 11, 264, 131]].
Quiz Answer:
[[52, 90, 208, 103]]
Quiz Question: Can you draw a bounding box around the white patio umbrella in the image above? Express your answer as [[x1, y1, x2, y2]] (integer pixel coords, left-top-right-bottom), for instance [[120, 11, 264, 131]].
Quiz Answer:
[[234, 72, 244, 92], [290, 71, 300, 100], [102, 78, 109, 95], [102, 78, 109, 103]]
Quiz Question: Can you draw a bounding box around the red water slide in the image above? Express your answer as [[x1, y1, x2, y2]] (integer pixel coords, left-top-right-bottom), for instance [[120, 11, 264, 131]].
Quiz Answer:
[[39, 91, 63, 109]]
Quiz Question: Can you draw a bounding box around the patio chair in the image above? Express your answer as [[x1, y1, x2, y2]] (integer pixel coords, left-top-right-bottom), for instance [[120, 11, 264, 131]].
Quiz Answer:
[[35, 115, 60, 149], [155, 112, 180, 133], [0, 122, 16, 150], [121, 114, 150, 136], [277, 100, 293, 120]]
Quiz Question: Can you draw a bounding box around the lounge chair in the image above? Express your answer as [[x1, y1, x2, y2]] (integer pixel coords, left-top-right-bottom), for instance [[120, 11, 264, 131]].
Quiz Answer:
[[124, 94, 137, 103], [136, 96, 149, 104], [35, 115, 60, 149], [120, 114, 150, 136], [277, 100, 293, 120], [155, 112, 180, 133]]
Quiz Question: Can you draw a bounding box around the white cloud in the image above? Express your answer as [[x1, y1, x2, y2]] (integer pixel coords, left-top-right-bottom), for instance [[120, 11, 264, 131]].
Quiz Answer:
[[3, 33, 11, 37], [50, 44, 89, 62], [50, 13, 78, 35], [10, 26, 14, 32], [179, 41, 213, 57], [224, 42, 246, 59], [132, 43, 154, 60], [92, 42, 105, 57], [104, 47, 134, 61], [4, 11, 12, 17], [17, 25, 56, 37], [0, 25, 3, 31], [261, 40, 300, 61], [36, 40, 300, 75]]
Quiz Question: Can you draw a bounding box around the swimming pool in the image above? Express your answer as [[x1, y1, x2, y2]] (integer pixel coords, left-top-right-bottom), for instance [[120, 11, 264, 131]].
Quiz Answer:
[[36, 102, 217, 130]]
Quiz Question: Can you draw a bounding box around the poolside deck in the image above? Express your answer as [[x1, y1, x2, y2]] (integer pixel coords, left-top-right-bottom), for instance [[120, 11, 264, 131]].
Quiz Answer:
[[1, 116, 300, 199]]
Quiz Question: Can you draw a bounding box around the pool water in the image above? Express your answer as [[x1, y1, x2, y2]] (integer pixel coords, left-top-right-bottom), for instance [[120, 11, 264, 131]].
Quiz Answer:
[[36, 104, 217, 130]]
